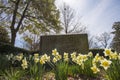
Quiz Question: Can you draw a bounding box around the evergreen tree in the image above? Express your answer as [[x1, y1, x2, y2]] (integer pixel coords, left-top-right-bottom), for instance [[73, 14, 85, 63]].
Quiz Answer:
[[111, 22, 120, 52]]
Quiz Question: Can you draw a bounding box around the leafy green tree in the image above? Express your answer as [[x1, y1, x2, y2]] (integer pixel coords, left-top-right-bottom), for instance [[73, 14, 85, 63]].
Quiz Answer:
[[0, 0, 62, 46], [0, 26, 10, 43], [111, 22, 120, 52]]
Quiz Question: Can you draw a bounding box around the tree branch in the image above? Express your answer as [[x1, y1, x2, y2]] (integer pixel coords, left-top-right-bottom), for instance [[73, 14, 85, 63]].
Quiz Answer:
[[15, 0, 31, 32], [10, 0, 20, 32]]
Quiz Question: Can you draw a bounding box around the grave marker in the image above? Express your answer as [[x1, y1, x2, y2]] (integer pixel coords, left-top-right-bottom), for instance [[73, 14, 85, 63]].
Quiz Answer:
[[40, 34, 89, 54]]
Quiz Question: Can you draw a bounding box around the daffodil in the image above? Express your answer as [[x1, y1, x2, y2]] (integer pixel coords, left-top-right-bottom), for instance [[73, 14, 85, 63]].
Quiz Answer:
[[91, 65, 100, 74], [71, 52, 77, 59], [92, 54, 104, 66], [46, 56, 50, 62], [52, 48, 59, 56], [21, 57, 28, 69], [53, 57, 58, 63], [34, 58, 39, 63], [100, 59, 112, 70], [94, 53, 102, 62], [16, 53, 23, 61], [40, 59, 45, 64], [104, 49, 112, 56], [16, 55, 23, 61], [109, 52, 118, 60], [82, 55, 88, 61], [34, 53, 39, 58], [88, 52, 93, 57], [41, 54, 50, 62], [55, 54, 62, 60], [76, 59, 83, 65], [77, 54, 88, 62], [64, 52, 68, 58], [72, 57, 77, 62], [64, 52, 69, 62], [92, 59, 97, 66]]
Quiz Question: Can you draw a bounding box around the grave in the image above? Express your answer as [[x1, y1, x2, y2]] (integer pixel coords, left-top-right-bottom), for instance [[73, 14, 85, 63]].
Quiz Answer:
[[40, 34, 89, 54]]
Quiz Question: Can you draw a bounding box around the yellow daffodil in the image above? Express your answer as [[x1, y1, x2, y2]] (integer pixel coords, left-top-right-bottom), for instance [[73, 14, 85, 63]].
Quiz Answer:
[[52, 49, 59, 56], [72, 57, 77, 62], [53, 57, 58, 63], [16, 53, 23, 61], [34, 53, 39, 58], [16, 55, 23, 61], [109, 52, 118, 60], [91, 65, 100, 74], [41, 54, 48, 61], [94, 53, 102, 62], [64, 58, 69, 62], [21, 57, 28, 69], [82, 55, 88, 61], [42, 54, 51, 62], [92, 54, 104, 66], [104, 49, 112, 56], [76, 59, 83, 65], [46, 56, 50, 62], [39, 54, 50, 64], [55, 54, 62, 60], [34, 58, 39, 63], [64, 52, 68, 58], [40, 59, 45, 64], [88, 52, 93, 57], [64, 52, 69, 62], [92, 59, 97, 66], [100, 59, 112, 70], [77, 54, 88, 62], [71, 52, 77, 59]]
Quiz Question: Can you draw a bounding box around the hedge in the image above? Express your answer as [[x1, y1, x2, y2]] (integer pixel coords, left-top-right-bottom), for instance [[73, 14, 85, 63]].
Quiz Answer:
[[0, 42, 30, 54], [89, 48, 115, 56]]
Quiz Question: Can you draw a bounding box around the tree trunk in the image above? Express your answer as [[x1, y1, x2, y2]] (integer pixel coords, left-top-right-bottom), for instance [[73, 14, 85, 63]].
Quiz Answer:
[[11, 31, 16, 46], [10, 0, 30, 46]]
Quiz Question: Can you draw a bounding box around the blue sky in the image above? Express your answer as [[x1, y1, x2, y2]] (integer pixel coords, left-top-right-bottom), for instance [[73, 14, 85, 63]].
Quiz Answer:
[[56, 0, 120, 35]]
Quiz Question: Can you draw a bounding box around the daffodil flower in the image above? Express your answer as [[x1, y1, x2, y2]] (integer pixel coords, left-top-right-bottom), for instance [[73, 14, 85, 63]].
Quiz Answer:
[[100, 59, 112, 70], [91, 65, 100, 74], [21, 57, 28, 69], [104, 49, 112, 56]]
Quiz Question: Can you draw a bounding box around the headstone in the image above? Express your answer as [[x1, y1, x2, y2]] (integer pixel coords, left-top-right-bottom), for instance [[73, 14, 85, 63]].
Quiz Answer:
[[40, 34, 89, 54]]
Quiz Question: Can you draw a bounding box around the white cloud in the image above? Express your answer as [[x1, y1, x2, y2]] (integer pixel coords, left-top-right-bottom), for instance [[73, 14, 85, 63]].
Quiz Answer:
[[55, 0, 87, 11], [81, 0, 113, 35], [83, 0, 112, 24]]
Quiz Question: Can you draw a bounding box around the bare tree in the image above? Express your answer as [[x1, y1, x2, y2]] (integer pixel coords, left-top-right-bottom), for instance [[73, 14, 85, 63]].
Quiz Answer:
[[59, 3, 86, 34], [95, 32, 111, 48], [88, 36, 100, 48]]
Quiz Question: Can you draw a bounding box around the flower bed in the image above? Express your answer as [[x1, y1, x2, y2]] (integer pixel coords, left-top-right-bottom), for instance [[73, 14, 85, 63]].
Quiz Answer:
[[0, 48, 120, 80]]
